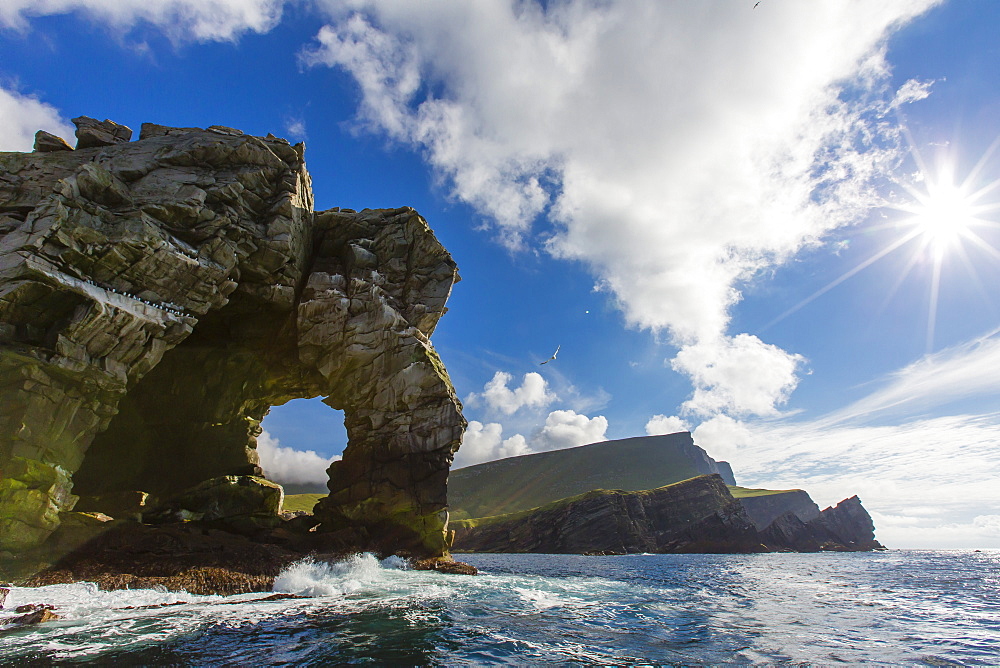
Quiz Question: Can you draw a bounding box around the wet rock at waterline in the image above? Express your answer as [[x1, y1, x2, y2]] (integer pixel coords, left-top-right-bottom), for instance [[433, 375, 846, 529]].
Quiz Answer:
[[0, 120, 465, 570]]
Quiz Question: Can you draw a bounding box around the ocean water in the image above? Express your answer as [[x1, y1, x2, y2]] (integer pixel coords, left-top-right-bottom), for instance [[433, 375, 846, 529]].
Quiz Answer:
[[2, 550, 998, 665]]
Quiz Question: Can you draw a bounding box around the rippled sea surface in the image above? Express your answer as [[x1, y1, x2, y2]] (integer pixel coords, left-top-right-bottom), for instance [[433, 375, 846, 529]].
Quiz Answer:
[[3, 550, 998, 665]]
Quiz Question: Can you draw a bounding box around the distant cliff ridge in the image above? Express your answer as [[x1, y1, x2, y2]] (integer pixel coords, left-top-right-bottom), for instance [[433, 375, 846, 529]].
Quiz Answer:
[[449, 432, 736, 520], [454, 475, 762, 554], [730, 487, 821, 530], [452, 475, 884, 554]]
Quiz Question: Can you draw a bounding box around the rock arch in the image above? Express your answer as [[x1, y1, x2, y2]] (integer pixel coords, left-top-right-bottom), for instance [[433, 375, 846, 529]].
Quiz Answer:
[[0, 120, 464, 560]]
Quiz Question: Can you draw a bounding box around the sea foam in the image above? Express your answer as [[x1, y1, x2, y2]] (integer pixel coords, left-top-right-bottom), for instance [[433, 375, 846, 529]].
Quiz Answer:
[[272, 553, 410, 597]]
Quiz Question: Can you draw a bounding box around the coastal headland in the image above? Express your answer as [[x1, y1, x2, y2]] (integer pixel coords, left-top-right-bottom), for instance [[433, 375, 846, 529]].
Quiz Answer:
[[2, 120, 879, 605]]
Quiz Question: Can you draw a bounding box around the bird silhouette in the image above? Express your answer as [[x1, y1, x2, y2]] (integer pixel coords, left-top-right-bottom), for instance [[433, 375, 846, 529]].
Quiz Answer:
[[540, 344, 561, 365]]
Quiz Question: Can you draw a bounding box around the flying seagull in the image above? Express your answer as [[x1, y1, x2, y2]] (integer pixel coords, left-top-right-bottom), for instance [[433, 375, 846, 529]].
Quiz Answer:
[[540, 344, 561, 365]]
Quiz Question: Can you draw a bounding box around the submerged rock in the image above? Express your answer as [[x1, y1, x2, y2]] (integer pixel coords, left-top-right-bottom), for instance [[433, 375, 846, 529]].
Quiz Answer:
[[411, 558, 478, 575], [0, 119, 465, 570]]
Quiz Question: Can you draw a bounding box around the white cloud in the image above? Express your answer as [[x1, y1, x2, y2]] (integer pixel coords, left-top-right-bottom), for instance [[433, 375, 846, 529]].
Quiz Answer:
[[891, 78, 935, 108], [532, 409, 608, 452], [304, 0, 937, 418], [691, 414, 753, 461], [453, 420, 530, 468], [724, 413, 1000, 548], [645, 414, 690, 436], [454, 409, 607, 468], [285, 117, 307, 140], [1, 0, 286, 41], [826, 328, 1000, 424], [671, 334, 805, 418], [257, 430, 339, 486], [465, 370, 556, 415], [303, 1, 937, 337], [0, 85, 75, 152], [872, 512, 1000, 550]]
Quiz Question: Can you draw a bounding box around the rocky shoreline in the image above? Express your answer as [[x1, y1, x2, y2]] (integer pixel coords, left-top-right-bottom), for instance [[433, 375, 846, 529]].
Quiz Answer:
[[5, 518, 478, 598], [453, 475, 884, 555]]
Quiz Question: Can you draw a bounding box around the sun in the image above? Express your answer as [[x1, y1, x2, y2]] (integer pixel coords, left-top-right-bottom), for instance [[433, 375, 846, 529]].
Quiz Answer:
[[895, 162, 986, 258], [903, 179, 976, 255], [761, 143, 1000, 352]]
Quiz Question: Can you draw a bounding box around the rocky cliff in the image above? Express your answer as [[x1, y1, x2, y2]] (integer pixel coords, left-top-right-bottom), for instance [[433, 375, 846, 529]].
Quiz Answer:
[[453, 475, 764, 554], [452, 476, 883, 555], [449, 432, 736, 519], [732, 487, 821, 530], [0, 118, 465, 567], [761, 496, 884, 552]]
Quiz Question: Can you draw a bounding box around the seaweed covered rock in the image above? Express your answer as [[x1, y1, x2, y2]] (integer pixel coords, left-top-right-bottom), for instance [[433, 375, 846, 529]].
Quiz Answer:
[[0, 120, 465, 567]]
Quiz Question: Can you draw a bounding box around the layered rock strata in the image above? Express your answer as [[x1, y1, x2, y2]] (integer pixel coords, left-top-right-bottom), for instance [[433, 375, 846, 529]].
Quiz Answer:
[[453, 475, 765, 554], [761, 496, 884, 552], [452, 475, 882, 554], [449, 432, 736, 520], [736, 488, 821, 530], [0, 118, 465, 565]]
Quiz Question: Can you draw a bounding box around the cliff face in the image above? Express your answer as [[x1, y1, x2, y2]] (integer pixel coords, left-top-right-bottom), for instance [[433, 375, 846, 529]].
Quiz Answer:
[[450, 432, 736, 519], [453, 475, 764, 554], [735, 489, 821, 530], [453, 477, 883, 555], [761, 496, 884, 552], [0, 119, 465, 561]]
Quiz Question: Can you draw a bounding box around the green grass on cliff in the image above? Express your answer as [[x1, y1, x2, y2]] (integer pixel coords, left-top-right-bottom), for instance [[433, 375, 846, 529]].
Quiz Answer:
[[282, 493, 324, 514], [727, 486, 800, 498], [451, 475, 712, 530], [449, 433, 713, 519]]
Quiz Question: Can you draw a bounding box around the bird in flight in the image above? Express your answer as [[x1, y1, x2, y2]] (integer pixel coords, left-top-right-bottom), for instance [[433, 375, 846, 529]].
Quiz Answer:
[[754, 1, 761, 7], [540, 345, 561, 365]]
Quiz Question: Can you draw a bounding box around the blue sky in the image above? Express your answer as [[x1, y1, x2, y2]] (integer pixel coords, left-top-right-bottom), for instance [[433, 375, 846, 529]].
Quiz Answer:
[[2, 0, 999, 548]]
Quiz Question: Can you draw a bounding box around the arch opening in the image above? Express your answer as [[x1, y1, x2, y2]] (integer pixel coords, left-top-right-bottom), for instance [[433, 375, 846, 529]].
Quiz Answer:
[[259, 398, 347, 495]]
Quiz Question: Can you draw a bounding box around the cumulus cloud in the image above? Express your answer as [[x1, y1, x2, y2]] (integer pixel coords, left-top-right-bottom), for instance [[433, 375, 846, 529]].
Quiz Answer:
[[532, 409, 608, 452], [454, 409, 607, 468], [0, 85, 75, 152], [453, 420, 530, 468], [304, 0, 937, 417], [645, 414, 690, 436], [257, 430, 338, 485], [671, 334, 805, 418], [465, 371, 556, 415], [1, 0, 286, 41], [691, 414, 753, 461]]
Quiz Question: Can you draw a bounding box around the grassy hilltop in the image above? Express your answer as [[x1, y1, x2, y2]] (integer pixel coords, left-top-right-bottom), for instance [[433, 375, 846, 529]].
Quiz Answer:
[[448, 432, 733, 520]]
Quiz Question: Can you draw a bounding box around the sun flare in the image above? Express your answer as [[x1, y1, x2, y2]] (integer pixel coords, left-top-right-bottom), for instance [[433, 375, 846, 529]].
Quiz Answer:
[[906, 180, 976, 254]]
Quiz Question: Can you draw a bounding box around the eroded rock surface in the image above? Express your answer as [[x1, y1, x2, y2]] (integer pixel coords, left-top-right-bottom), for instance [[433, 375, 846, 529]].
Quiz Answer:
[[737, 489, 821, 530], [761, 496, 884, 552], [0, 121, 465, 567], [452, 475, 883, 555], [453, 475, 765, 554]]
